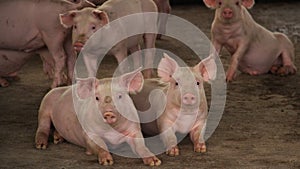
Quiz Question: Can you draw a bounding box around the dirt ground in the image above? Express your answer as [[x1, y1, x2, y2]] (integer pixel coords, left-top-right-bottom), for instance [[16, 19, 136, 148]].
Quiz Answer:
[[0, 2, 299, 169]]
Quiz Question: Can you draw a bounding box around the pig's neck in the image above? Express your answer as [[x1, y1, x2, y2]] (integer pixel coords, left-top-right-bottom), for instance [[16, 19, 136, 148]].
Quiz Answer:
[[110, 116, 139, 134]]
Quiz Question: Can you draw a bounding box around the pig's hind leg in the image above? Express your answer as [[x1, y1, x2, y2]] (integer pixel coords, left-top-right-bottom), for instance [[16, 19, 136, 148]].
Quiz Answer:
[[271, 33, 297, 76], [53, 130, 64, 144], [35, 110, 52, 150]]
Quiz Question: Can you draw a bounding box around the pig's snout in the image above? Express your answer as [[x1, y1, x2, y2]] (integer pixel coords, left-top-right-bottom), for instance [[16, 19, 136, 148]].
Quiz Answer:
[[222, 8, 233, 19], [182, 93, 196, 105], [73, 41, 84, 52], [103, 112, 117, 124]]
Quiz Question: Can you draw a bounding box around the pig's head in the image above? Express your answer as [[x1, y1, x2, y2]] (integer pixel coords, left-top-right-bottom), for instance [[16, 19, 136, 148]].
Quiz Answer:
[[60, 7, 109, 52], [157, 53, 216, 109], [76, 68, 143, 125], [203, 0, 255, 24]]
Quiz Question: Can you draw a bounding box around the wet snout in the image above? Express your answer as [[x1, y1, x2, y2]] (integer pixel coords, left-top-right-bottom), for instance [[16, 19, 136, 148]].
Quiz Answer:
[[73, 34, 86, 52], [182, 93, 196, 105], [103, 111, 117, 124], [222, 8, 233, 19]]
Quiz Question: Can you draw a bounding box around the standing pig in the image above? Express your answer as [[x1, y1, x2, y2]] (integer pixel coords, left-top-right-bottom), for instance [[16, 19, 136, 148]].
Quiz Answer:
[[131, 53, 217, 156], [0, 0, 94, 88], [59, 0, 158, 78], [203, 0, 296, 82], [35, 68, 161, 166]]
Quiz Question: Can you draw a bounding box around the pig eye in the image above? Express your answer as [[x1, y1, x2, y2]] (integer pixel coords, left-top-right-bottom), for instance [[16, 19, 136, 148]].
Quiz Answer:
[[74, 25, 77, 29], [196, 82, 200, 86], [118, 94, 122, 99], [91, 26, 96, 30], [218, 1, 222, 6], [236, 1, 239, 5], [96, 96, 99, 101], [175, 82, 179, 86]]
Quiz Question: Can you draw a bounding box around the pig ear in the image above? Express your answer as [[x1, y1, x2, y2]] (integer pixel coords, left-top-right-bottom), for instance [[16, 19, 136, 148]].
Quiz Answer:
[[59, 11, 77, 28], [242, 0, 255, 9], [76, 77, 98, 99], [157, 53, 178, 82], [203, 0, 217, 9], [120, 68, 144, 93], [194, 56, 217, 83], [92, 10, 109, 25]]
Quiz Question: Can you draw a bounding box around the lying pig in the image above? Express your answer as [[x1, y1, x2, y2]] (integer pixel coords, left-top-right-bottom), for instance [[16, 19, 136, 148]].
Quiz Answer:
[[0, 0, 94, 88], [131, 53, 216, 156], [203, 0, 297, 82], [60, 0, 158, 78], [35, 68, 161, 166]]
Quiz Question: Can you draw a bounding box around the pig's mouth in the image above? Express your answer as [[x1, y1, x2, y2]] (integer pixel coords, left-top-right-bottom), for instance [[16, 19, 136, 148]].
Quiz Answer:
[[73, 42, 85, 52]]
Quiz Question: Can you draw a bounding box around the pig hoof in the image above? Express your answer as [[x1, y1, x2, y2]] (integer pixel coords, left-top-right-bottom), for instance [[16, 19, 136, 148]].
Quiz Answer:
[[36, 141, 48, 150], [53, 136, 64, 144], [166, 146, 179, 156], [98, 151, 113, 165], [0, 79, 9, 87], [99, 158, 113, 166], [194, 143, 206, 153], [270, 65, 279, 74], [35, 132, 49, 149], [277, 65, 297, 76], [143, 156, 161, 166], [99, 159, 113, 166]]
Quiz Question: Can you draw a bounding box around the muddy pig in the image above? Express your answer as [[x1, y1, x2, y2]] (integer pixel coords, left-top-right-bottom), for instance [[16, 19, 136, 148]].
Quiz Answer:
[[59, 0, 158, 78], [203, 0, 296, 82], [35, 68, 161, 166], [131, 53, 217, 156], [0, 0, 94, 88]]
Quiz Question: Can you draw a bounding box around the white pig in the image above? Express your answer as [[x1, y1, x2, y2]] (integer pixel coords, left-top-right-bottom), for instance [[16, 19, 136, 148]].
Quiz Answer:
[[203, 0, 296, 82], [0, 0, 95, 88], [131, 53, 217, 156], [35, 69, 161, 166], [59, 0, 158, 78]]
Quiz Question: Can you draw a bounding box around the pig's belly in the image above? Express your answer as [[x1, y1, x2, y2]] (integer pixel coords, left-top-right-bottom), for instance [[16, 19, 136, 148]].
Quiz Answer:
[[237, 45, 280, 74], [52, 111, 86, 148], [0, 50, 33, 76], [174, 114, 198, 134], [126, 35, 143, 48]]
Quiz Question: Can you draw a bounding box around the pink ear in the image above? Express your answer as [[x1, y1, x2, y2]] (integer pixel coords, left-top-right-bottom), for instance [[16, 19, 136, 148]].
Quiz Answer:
[[120, 68, 144, 93], [76, 77, 98, 99], [242, 0, 255, 9], [194, 56, 217, 82], [203, 0, 217, 9], [157, 53, 178, 82], [92, 10, 109, 25], [59, 11, 77, 28]]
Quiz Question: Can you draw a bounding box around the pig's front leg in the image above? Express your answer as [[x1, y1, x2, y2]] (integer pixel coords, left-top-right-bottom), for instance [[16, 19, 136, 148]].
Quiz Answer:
[[190, 120, 207, 153], [85, 134, 113, 165], [158, 119, 179, 156], [43, 32, 68, 88], [211, 39, 223, 60], [226, 41, 248, 82], [127, 132, 161, 166]]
